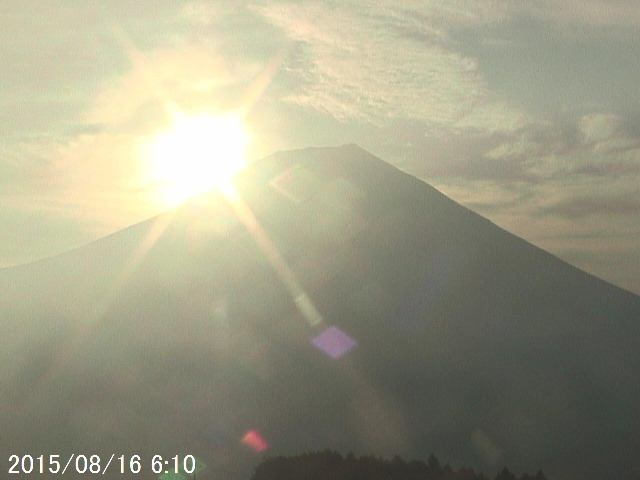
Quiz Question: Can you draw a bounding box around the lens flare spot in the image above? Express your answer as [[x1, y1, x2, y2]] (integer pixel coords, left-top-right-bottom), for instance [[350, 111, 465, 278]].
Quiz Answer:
[[242, 429, 269, 452], [312, 326, 357, 359]]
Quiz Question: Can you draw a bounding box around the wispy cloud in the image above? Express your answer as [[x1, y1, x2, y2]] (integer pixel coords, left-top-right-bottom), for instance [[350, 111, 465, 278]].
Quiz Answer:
[[253, 0, 526, 133], [521, 0, 640, 27], [541, 195, 640, 219], [431, 111, 640, 293]]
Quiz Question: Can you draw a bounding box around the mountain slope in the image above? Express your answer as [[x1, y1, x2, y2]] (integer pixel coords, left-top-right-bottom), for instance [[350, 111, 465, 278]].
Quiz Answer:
[[1, 144, 639, 480]]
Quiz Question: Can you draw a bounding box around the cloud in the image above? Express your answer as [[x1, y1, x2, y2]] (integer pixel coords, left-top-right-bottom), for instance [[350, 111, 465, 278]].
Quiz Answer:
[[0, 131, 152, 267], [520, 0, 640, 27], [439, 112, 640, 184], [179, 2, 223, 26], [579, 113, 623, 144], [253, 0, 526, 133], [3, 133, 151, 213], [541, 195, 640, 219], [428, 111, 640, 293]]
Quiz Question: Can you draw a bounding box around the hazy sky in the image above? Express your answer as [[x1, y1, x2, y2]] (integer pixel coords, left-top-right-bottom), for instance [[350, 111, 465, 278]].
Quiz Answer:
[[2, 0, 639, 295]]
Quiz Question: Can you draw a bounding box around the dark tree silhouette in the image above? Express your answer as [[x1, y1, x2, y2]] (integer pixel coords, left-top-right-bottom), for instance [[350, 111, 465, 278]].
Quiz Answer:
[[495, 467, 517, 480], [250, 451, 547, 480]]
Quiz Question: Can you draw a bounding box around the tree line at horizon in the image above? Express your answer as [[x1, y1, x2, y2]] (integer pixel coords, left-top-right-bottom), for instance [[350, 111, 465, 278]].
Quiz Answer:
[[250, 450, 547, 480]]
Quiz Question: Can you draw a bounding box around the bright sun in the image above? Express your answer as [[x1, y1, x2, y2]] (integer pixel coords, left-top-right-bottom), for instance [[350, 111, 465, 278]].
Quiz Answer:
[[146, 113, 249, 206]]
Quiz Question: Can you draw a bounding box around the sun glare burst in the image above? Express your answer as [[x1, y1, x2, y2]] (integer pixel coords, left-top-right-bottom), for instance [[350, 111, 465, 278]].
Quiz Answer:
[[146, 113, 249, 206]]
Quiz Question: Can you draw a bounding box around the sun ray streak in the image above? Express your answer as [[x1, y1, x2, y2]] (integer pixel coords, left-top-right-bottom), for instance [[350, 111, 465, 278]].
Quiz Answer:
[[221, 185, 324, 328], [239, 46, 289, 118], [109, 27, 181, 118], [16, 210, 177, 418]]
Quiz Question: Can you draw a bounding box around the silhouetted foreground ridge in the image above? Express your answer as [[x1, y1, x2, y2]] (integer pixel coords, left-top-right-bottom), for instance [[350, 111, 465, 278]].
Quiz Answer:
[[250, 450, 547, 480]]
